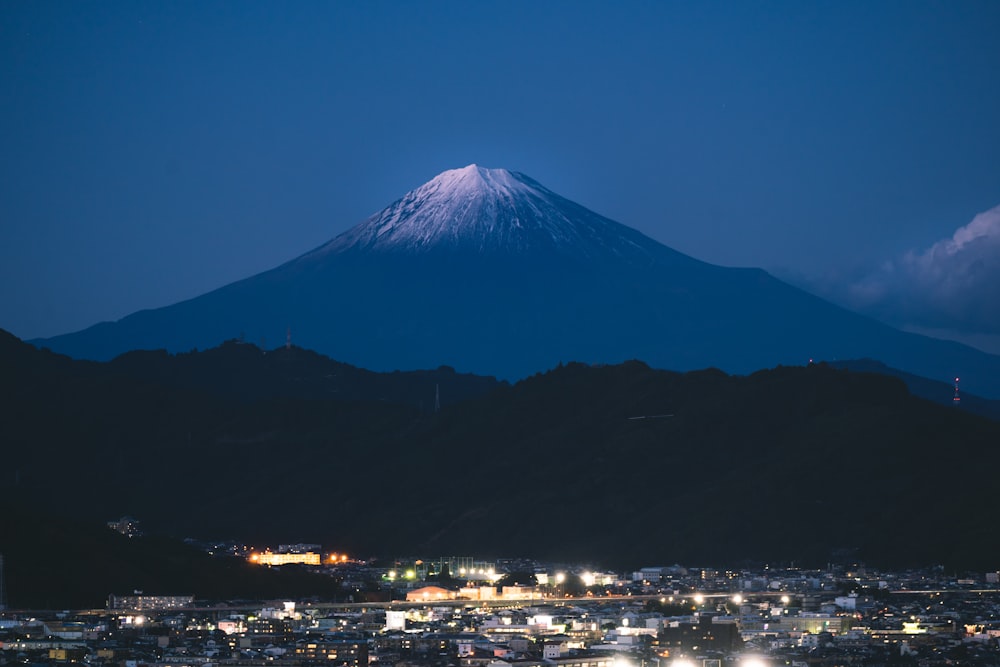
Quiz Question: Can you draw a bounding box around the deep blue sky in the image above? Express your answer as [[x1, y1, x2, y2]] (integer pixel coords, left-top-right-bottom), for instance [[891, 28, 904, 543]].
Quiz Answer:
[[3, 1, 999, 349]]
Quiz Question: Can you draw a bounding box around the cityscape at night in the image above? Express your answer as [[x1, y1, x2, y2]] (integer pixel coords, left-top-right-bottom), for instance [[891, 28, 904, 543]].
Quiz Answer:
[[7, 542, 1000, 667], [3, 2, 1000, 666]]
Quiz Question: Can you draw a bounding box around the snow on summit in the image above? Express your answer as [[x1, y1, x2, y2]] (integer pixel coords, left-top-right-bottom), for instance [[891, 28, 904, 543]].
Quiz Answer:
[[428, 164, 534, 200], [306, 164, 673, 263]]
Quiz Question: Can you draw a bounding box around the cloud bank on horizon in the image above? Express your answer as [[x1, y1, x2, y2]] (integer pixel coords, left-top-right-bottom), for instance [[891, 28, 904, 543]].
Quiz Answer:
[[803, 205, 1000, 355]]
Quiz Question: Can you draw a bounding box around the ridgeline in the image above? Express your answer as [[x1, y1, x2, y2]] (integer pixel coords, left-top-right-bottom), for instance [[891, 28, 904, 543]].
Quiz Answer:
[[3, 328, 999, 607]]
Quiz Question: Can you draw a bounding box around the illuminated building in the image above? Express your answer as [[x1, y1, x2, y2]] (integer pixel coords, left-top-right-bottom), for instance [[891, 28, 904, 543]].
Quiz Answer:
[[415, 556, 497, 580], [107, 594, 194, 610], [294, 639, 368, 667], [217, 618, 246, 635], [249, 551, 322, 566], [247, 616, 294, 636], [405, 585, 457, 601], [500, 585, 538, 600], [459, 586, 498, 600], [660, 615, 743, 653]]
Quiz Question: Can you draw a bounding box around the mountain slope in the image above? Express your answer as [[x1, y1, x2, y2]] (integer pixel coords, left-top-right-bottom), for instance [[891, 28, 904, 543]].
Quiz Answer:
[[33, 165, 1000, 398]]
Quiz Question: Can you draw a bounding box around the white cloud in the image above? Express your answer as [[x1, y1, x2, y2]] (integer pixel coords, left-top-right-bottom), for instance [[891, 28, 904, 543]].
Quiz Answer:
[[794, 204, 1000, 352], [893, 204, 1000, 332]]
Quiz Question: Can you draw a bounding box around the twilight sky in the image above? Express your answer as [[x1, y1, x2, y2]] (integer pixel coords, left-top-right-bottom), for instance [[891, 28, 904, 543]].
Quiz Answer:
[[2, 1, 999, 351]]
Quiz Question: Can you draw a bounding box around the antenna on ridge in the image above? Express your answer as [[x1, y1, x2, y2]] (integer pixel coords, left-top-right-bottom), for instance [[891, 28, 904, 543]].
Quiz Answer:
[[953, 377, 961, 405]]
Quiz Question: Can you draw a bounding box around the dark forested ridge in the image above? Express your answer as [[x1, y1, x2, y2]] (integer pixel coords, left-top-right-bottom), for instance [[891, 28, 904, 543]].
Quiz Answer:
[[29, 332, 504, 406], [0, 504, 349, 609], [4, 329, 1000, 588], [828, 358, 1000, 421]]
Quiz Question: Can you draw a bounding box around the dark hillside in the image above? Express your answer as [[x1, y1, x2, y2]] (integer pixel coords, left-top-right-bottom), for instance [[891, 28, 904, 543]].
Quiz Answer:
[[3, 330, 999, 579], [829, 358, 1000, 421], [375, 361, 999, 569], [103, 339, 502, 407], [0, 503, 347, 609]]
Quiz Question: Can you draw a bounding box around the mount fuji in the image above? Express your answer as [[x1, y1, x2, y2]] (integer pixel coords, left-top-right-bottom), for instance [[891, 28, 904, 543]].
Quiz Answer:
[[35, 165, 1000, 396]]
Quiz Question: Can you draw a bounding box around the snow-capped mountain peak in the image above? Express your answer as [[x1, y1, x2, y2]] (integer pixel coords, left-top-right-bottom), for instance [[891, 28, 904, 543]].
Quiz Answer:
[[425, 164, 534, 199], [304, 165, 671, 263]]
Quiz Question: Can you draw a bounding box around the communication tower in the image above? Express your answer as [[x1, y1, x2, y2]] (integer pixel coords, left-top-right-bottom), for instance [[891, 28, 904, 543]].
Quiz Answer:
[[953, 377, 961, 405]]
